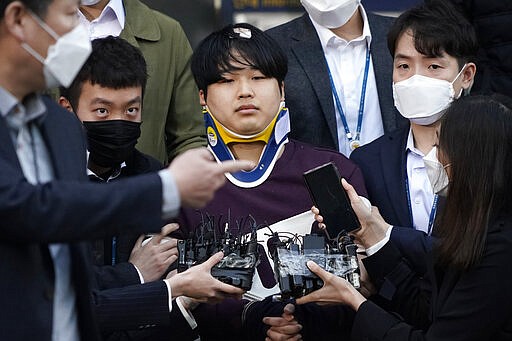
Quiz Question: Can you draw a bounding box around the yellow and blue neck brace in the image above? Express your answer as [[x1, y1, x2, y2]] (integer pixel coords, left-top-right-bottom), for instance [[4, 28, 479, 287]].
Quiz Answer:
[[206, 107, 278, 144], [203, 102, 290, 188]]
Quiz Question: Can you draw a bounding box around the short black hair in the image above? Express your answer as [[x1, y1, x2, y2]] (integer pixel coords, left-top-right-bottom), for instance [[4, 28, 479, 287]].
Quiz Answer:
[[60, 36, 148, 111], [388, 0, 478, 69], [191, 23, 287, 98], [0, 0, 52, 19]]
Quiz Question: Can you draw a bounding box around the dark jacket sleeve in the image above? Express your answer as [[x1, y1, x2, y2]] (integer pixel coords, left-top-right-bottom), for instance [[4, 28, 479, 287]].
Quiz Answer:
[[356, 219, 512, 341], [93, 281, 170, 332], [363, 240, 432, 329], [94, 263, 141, 290], [0, 167, 164, 243]]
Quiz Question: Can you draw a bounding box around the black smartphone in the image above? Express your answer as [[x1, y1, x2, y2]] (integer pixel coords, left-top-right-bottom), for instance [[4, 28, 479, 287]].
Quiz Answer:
[[303, 162, 360, 238]]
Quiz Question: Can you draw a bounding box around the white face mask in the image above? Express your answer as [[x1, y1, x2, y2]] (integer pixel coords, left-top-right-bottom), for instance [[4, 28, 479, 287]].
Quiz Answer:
[[22, 13, 92, 89], [301, 0, 361, 28], [423, 146, 450, 196], [80, 0, 102, 5], [392, 65, 466, 126]]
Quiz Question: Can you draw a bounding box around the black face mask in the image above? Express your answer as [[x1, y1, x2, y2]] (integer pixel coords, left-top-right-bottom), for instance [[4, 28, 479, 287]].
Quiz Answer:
[[83, 120, 141, 168]]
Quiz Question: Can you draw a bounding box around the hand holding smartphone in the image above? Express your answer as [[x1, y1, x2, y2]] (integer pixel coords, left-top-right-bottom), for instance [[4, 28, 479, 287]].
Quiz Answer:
[[303, 162, 360, 238]]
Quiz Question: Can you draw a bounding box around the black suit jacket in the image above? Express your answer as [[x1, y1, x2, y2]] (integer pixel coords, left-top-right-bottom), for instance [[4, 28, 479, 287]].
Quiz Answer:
[[350, 126, 412, 227], [92, 149, 164, 291], [0, 96, 163, 340], [355, 215, 512, 340], [91, 150, 198, 340], [266, 12, 408, 151]]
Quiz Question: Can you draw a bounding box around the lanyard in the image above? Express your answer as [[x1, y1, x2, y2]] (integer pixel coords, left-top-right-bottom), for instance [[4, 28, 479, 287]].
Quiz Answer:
[[111, 236, 117, 266], [405, 176, 438, 235], [326, 45, 370, 150]]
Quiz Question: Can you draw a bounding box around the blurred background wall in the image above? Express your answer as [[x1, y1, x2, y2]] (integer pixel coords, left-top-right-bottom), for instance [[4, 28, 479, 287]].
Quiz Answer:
[[144, 0, 422, 48]]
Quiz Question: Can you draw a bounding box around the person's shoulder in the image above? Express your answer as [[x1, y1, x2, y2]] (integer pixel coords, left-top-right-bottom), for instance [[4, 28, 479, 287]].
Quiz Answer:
[[287, 139, 356, 168], [351, 127, 408, 159], [290, 139, 345, 156], [367, 11, 395, 24], [124, 0, 182, 33], [148, 8, 181, 31], [266, 13, 308, 36], [41, 94, 67, 112], [129, 149, 164, 173], [489, 211, 512, 236], [366, 10, 396, 35], [41, 95, 80, 123]]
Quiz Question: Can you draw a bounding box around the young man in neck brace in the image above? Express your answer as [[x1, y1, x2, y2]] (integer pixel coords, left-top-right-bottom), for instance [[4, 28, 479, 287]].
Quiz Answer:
[[172, 23, 368, 341], [349, 0, 477, 236], [59, 36, 214, 341]]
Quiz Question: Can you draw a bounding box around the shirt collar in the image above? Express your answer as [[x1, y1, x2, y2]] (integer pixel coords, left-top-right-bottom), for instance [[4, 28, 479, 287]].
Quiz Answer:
[[405, 127, 425, 157], [78, 0, 126, 30], [87, 161, 127, 182], [310, 5, 372, 49], [0, 86, 46, 122]]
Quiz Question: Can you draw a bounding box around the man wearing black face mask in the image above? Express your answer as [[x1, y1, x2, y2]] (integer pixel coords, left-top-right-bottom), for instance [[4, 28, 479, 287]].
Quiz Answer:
[[60, 37, 159, 183], [83, 119, 142, 172], [60, 36, 202, 340]]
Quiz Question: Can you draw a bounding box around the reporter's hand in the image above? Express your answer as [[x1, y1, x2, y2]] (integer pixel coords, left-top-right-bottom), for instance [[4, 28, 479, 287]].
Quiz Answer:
[[311, 179, 390, 249], [295, 261, 366, 311], [167, 148, 254, 208], [340, 179, 389, 248], [129, 223, 179, 282], [263, 303, 302, 341], [165, 251, 244, 303], [165, 269, 177, 279]]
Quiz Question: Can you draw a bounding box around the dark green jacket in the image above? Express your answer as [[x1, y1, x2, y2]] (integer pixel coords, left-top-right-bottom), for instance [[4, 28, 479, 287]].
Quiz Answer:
[[121, 0, 206, 163]]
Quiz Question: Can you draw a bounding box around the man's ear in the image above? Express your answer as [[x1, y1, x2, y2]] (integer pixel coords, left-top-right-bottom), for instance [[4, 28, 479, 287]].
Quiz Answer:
[[3, 2, 30, 42], [461, 62, 476, 90], [199, 89, 206, 106], [58, 96, 74, 113]]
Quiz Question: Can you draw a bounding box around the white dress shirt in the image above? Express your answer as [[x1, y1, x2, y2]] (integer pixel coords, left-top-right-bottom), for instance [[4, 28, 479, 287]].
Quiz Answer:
[[78, 0, 125, 39], [310, 5, 384, 157], [405, 129, 436, 233]]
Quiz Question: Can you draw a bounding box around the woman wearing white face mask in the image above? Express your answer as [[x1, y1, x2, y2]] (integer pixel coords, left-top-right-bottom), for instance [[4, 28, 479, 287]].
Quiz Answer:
[[298, 94, 512, 341], [350, 0, 477, 236]]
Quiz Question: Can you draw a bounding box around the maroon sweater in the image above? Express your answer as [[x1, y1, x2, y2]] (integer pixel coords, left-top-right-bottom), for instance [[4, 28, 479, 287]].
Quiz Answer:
[[178, 139, 367, 234]]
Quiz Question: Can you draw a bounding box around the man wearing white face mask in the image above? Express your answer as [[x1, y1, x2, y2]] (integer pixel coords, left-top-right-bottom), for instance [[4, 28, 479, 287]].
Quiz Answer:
[[0, 1, 253, 340], [267, 0, 408, 157], [350, 0, 477, 235]]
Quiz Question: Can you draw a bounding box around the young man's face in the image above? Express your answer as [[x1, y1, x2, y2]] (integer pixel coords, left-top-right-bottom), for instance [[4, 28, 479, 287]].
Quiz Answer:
[[392, 30, 472, 94], [74, 81, 142, 123], [199, 60, 284, 136]]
